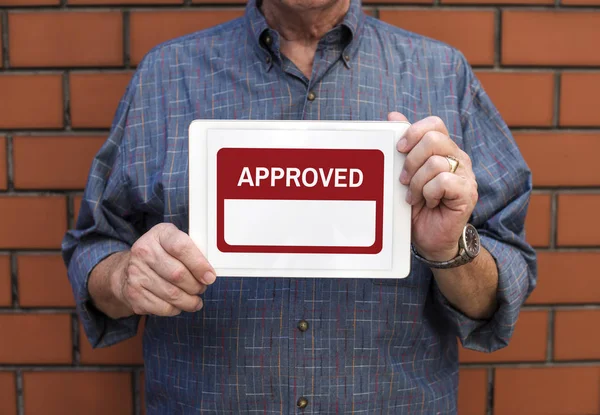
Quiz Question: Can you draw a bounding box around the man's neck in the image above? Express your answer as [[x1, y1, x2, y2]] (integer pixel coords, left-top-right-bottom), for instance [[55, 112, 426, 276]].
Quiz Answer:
[[260, 0, 350, 77], [261, 0, 350, 44]]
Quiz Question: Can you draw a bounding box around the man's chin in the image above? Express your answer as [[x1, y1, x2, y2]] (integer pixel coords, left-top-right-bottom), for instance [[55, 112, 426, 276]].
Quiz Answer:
[[274, 0, 346, 12]]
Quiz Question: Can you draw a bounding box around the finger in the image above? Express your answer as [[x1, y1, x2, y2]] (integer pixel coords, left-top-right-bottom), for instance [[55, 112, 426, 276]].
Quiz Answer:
[[140, 288, 187, 316], [125, 259, 204, 313], [145, 246, 204, 296], [140, 274, 204, 313], [456, 149, 477, 182], [387, 111, 409, 122], [422, 172, 473, 210], [397, 116, 449, 153], [401, 131, 459, 183], [155, 224, 217, 285], [405, 155, 452, 206], [124, 283, 182, 317]]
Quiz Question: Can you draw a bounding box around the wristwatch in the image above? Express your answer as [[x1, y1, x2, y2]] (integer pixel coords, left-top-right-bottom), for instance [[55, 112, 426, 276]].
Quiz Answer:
[[411, 224, 481, 269]]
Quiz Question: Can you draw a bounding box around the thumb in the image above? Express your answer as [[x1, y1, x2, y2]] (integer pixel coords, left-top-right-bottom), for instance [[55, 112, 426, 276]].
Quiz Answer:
[[387, 111, 409, 122]]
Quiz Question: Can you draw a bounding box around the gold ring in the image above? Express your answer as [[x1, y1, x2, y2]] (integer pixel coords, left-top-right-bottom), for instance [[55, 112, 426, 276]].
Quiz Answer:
[[446, 155, 459, 173]]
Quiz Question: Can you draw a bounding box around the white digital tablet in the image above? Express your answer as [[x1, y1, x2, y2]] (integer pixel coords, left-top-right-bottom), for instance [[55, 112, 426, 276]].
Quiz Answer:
[[188, 120, 412, 279]]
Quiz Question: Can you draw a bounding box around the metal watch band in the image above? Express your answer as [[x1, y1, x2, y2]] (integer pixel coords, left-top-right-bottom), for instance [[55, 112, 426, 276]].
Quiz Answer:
[[410, 244, 471, 269]]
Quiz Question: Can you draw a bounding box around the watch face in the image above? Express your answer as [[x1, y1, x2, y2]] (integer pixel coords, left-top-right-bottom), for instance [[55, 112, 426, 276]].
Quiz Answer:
[[464, 225, 480, 257]]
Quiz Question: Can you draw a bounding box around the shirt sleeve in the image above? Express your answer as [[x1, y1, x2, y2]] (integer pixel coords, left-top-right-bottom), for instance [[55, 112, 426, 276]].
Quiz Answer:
[[432, 52, 538, 353], [61, 68, 146, 348]]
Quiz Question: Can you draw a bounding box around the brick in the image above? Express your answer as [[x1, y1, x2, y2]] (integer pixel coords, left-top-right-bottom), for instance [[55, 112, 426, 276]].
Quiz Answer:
[[23, 372, 132, 415], [502, 11, 600, 66], [9, 12, 123, 68], [557, 194, 600, 246], [476, 72, 554, 127], [0, 196, 67, 249], [71, 0, 179, 4], [362, 7, 375, 17], [457, 369, 487, 415], [0, 255, 10, 307], [13, 136, 105, 190], [130, 10, 244, 65], [70, 72, 132, 128], [80, 320, 143, 365], [0, 75, 63, 129], [379, 10, 495, 66], [0, 137, 6, 190], [554, 310, 600, 360], [527, 252, 600, 304], [560, 72, 600, 127], [495, 367, 600, 415], [0, 372, 16, 415], [514, 133, 600, 187], [0, 0, 58, 4], [18, 254, 75, 308], [524, 194, 551, 247], [459, 311, 547, 362], [0, 314, 71, 364]]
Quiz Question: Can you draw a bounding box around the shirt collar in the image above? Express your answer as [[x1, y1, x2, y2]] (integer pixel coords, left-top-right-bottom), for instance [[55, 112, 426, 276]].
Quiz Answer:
[[245, 0, 365, 70]]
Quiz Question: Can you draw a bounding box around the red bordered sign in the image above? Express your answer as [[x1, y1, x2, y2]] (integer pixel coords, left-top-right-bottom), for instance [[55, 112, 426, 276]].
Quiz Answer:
[[188, 120, 412, 279]]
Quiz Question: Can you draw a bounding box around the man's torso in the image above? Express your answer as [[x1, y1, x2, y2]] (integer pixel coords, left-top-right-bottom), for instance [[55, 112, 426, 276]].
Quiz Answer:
[[127, 4, 468, 413]]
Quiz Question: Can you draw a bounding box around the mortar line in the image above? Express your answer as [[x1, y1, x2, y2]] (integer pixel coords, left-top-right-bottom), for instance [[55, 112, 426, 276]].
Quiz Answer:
[[0, 366, 141, 372], [546, 309, 555, 362], [6, 134, 14, 192], [63, 72, 71, 130], [72, 313, 80, 365], [10, 252, 18, 308], [123, 10, 131, 69], [1, 11, 9, 69], [67, 193, 74, 230], [487, 367, 494, 415], [494, 8, 501, 69], [550, 192, 558, 249], [16, 369, 23, 415], [553, 71, 561, 128]]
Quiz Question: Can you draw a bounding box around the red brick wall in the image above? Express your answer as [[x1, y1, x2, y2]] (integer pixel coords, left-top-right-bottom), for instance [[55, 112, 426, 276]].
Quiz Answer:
[[0, 1, 599, 414]]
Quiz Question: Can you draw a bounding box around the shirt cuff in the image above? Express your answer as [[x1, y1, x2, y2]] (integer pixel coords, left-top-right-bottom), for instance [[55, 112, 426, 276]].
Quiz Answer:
[[67, 238, 141, 348], [432, 234, 531, 353]]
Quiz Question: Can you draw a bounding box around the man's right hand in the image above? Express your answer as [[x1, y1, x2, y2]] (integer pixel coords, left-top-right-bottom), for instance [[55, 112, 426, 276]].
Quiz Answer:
[[89, 223, 216, 319]]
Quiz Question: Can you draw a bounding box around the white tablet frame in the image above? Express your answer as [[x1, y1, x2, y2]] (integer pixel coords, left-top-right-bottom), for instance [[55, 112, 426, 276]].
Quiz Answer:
[[188, 120, 412, 279]]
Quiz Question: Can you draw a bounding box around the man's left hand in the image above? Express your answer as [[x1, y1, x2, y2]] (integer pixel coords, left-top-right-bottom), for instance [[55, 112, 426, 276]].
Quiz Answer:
[[389, 112, 479, 262]]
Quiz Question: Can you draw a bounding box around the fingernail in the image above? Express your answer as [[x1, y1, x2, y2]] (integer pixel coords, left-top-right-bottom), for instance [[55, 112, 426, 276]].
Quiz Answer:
[[397, 138, 407, 152], [405, 189, 412, 204], [195, 298, 204, 311], [203, 271, 216, 285], [399, 169, 408, 184]]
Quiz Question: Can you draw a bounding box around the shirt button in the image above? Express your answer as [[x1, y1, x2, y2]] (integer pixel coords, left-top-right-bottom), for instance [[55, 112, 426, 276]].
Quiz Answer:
[[297, 397, 309, 409], [297, 320, 309, 332], [265, 56, 271, 64], [265, 34, 272, 46], [344, 54, 350, 62], [307, 91, 316, 101]]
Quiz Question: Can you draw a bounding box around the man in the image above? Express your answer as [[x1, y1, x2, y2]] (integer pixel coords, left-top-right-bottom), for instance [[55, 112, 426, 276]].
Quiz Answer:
[[62, 0, 537, 412]]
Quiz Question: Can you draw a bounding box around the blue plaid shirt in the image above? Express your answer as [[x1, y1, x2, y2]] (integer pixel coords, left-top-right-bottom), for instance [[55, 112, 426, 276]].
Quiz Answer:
[[62, 0, 537, 412]]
